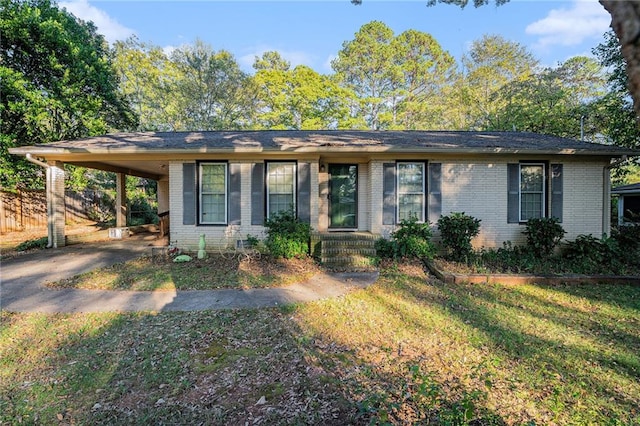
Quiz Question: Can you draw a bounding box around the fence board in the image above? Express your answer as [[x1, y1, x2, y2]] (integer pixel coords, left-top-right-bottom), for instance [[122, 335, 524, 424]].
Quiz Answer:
[[0, 189, 109, 234]]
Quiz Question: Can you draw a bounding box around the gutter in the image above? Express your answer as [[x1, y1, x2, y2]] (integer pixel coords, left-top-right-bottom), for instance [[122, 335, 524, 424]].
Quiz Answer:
[[25, 154, 54, 248]]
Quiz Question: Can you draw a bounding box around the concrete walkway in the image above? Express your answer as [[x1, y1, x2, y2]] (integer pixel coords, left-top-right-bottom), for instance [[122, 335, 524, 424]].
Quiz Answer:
[[0, 239, 378, 313]]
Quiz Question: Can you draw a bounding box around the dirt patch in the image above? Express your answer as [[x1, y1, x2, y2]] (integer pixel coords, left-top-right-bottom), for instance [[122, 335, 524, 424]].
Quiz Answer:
[[0, 221, 108, 257]]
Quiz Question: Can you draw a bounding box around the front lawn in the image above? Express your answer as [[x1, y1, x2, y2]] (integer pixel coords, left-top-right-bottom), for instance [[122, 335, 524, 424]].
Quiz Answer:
[[2, 262, 639, 424], [45, 255, 320, 291]]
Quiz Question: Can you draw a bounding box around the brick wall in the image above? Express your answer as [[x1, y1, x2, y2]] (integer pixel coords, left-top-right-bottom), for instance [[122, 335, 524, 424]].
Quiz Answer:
[[368, 158, 609, 248], [170, 158, 609, 250], [169, 160, 320, 251]]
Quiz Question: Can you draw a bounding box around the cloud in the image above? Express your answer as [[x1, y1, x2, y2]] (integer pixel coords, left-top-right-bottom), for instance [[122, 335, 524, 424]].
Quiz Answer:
[[239, 46, 314, 71], [59, 0, 135, 44], [163, 45, 177, 58], [525, 0, 610, 48], [323, 55, 337, 73]]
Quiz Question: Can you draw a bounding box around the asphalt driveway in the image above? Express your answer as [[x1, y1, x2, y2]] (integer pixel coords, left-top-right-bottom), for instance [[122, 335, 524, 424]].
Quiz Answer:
[[0, 239, 377, 313]]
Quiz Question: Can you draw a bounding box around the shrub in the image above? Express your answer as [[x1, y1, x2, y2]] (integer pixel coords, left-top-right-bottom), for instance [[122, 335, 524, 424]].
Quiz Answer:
[[16, 237, 48, 252], [478, 242, 552, 274], [376, 215, 435, 261], [437, 212, 481, 263], [264, 209, 311, 259], [523, 217, 565, 258], [374, 237, 396, 259], [611, 224, 640, 257]]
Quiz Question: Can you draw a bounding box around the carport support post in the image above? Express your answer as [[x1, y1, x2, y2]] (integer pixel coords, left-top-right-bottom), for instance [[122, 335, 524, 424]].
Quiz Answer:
[[47, 161, 66, 248], [116, 173, 127, 228]]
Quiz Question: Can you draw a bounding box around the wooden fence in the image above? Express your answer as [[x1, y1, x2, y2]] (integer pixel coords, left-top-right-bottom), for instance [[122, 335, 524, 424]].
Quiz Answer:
[[0, 189, 109, 234]]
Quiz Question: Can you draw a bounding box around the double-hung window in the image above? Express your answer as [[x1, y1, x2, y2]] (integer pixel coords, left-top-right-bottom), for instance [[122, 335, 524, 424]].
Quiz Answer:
[[519, 163, 545, 221], [397, 162, 425, 222], [267, 162, 296, 217], [199, 162, 227, 224]]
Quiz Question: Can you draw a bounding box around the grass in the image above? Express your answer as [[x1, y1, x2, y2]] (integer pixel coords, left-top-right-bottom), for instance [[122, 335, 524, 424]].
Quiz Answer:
[[2, 261, 639, 424], [46, 255, 320, 291]]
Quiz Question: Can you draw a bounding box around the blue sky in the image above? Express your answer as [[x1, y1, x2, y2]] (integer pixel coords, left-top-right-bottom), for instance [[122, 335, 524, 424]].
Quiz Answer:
[[59, 0, 611, 73]]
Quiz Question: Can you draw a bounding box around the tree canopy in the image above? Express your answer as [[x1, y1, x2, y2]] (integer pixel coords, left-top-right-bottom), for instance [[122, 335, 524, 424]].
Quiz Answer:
[[3, 0, 639, 189], [0, 0, 136, 188]]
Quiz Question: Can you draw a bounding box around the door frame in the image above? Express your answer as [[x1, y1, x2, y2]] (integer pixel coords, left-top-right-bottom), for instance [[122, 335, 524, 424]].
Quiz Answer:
[[328, 163, 358, 230]]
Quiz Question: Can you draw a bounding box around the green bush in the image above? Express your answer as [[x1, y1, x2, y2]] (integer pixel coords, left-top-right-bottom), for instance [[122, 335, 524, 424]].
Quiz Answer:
[[523, 218, 566, 258], [374, 237, 396, 259], [376, 215, 435, 261], [264, 209, 311, 259], [562, 234, 623, 274], [437, 212, 481, 263], [611, 224, 640, 258], [16, 237, 48, 252], [478, 242, 555, 274]]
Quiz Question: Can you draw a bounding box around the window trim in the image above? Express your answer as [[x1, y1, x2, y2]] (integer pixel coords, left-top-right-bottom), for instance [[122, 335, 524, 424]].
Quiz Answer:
[[518, 162, 546, 222], [396, 161, 426, 223], [198, 161, 228, 225], [266, 161, 297, 218]]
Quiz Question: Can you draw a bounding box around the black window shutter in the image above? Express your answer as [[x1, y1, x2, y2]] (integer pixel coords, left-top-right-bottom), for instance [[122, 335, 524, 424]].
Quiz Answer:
[[551, 164, 563, 222], [383, 163, 396, 225], [182, 163, 196, 225], [297, 162, 311, 223], [228, 163, 241, 225], [251, 163, 265, 225], [507, 163, 520, 223], [428, 163, 442, 224]]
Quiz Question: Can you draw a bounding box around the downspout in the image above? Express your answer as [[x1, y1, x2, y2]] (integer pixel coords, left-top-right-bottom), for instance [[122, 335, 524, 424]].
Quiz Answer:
[[25, 154, 54, 248], [603, 155, 628, 236]]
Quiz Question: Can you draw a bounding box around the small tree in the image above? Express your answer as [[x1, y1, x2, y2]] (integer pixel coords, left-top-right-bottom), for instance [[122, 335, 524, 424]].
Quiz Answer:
[[437, 212, 481, 262]]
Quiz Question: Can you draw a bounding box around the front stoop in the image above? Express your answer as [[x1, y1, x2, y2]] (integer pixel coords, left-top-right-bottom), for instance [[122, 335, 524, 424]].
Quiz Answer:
[[312, 232, 380, 270]]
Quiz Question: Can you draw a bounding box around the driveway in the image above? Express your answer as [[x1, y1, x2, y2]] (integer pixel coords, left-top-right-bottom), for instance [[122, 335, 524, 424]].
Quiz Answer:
[[0, 239, 378, 313]]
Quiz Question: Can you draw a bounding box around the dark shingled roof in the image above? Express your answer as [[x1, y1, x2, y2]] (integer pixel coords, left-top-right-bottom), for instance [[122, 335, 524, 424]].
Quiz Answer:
[[9, 130, 638, 156], [612, 183, 640, 194]]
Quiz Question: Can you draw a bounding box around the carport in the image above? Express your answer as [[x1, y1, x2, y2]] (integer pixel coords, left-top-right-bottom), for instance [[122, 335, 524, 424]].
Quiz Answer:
[[10, 134, 171, 248]]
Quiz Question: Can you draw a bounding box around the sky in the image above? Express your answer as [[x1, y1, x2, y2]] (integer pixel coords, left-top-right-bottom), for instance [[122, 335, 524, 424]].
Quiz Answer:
[[58, 0, 612, 73]]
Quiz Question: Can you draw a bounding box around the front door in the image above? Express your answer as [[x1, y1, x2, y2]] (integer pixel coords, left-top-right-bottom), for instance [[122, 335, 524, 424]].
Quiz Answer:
[[329, 164, 357, 229]]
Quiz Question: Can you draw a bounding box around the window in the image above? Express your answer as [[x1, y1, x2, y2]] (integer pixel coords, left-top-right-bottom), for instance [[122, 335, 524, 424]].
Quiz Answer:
[[199, 162, 227, 224], [397, 162, 425, 222], [267, 162, 296, 217], [519, 163, 545, 221]]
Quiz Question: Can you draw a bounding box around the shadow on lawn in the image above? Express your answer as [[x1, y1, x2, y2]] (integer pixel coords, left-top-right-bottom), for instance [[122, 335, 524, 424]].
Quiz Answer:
[[0, 309, 358, 425], [48, 254, 319, 291], [392, 277, 640, 423]]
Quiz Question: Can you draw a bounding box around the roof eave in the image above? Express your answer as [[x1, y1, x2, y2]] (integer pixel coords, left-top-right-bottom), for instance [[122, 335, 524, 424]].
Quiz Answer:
[[8, 145, 635, 157]]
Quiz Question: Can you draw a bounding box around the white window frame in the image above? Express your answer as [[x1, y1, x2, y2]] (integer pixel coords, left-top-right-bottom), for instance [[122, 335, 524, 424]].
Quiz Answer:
[[519, 163, 546, 222], [266, 162, 297, 218], [199, 162, 228, 225], [396, 162, 426, 223]]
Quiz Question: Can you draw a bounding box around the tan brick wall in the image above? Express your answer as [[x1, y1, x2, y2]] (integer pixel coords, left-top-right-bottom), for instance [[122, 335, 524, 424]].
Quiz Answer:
[[170, 158, 609, 250], [49, 161, 66, 248], [366, 159, 608, 248], [358, 164, 370, 232], [170, 160, 320, 251]]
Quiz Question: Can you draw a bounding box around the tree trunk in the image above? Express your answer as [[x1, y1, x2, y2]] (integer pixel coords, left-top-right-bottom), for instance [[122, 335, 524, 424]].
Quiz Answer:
[[600, 0, 640, 115]]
